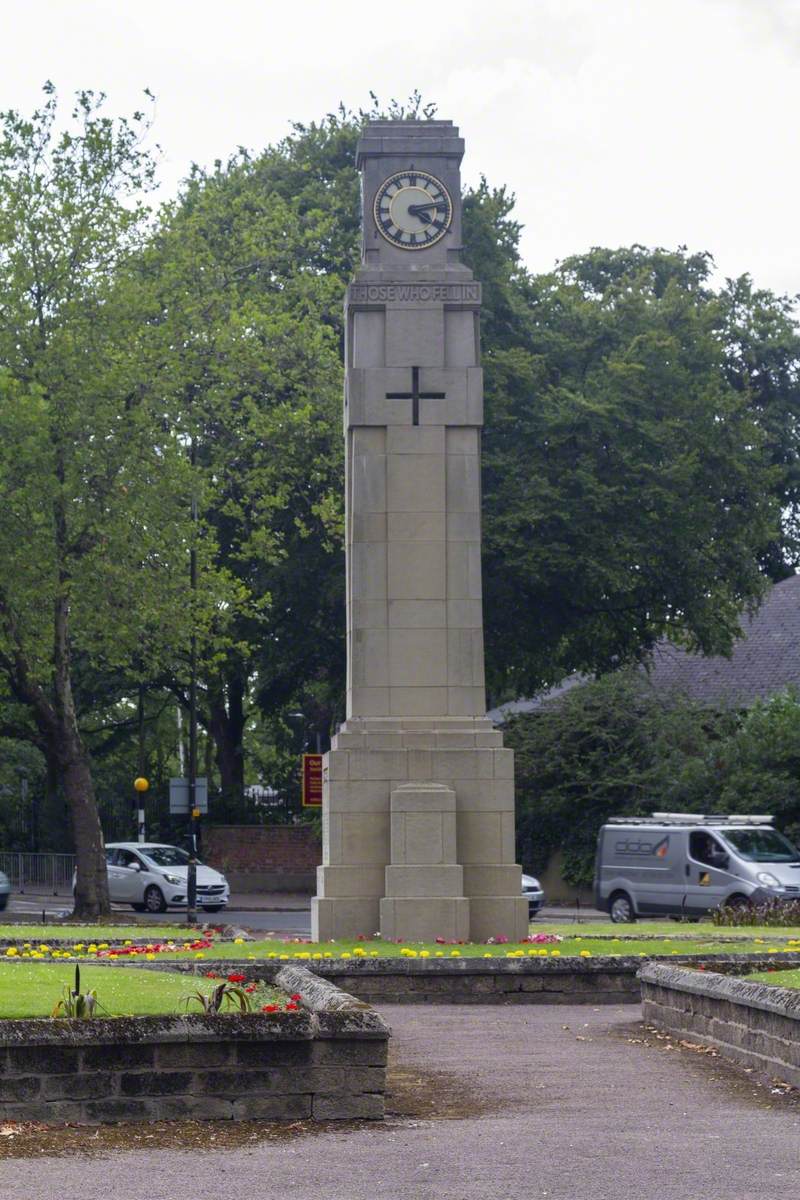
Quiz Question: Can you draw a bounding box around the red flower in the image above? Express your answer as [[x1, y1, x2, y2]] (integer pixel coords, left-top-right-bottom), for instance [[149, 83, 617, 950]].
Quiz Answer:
[[204, 971, 219, 979], [244, 984, 257, 993], [227, 973, 246, 983], [284, 1002, 299, 1011], [261, 1003, 279, 1013], [290, 993, 302, 1001]]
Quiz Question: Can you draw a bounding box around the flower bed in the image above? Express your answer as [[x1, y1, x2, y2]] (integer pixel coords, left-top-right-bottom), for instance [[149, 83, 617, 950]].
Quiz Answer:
[[639, 962, 800, 1089], [0, 965, 388, 1125]]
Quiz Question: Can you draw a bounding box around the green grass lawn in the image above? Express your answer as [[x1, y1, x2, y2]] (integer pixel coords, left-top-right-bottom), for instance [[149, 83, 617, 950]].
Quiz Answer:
[[0, 924, 199, 942], [0, 963, 282, 1018], [530, 920, 800, 940], [746, 967, 800, 989], [142, 934, 800, 960]]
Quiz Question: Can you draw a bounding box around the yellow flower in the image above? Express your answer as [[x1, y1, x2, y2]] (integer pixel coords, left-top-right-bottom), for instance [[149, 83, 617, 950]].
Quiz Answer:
[[312, 952, 322, 960], [579, 950, 592, 958], [195, 952, 205, 958], [550, 950, 561, 956], [234, 938, 244, 944], [5, 947, 18, 957], [435, 951, 444, 957], [39, 945, 50, 953], [247, 954, 255, 960], [450, 950, 461, 957], [369, 950, 379, 957], [98, 943, 108, 950], [124, 940, 132, 946], [483, 953, 492, 958], [279, 954, 289, 960], [74, 943, 84, 951], [768, 948, 780, 954], [146, 953, 155, 960], [353, 947, 366, 956], [323, 952, 333, 958], [340, 952, 351, 959], [419, 950, 430, 958]]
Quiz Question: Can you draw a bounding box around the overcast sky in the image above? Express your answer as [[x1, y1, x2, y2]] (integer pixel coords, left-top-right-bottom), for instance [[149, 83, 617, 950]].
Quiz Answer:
[[2, 0, 799, 295]]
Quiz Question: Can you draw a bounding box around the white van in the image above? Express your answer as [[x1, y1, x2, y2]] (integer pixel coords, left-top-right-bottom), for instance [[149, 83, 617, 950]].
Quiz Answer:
[[594, 813, 800, 922]]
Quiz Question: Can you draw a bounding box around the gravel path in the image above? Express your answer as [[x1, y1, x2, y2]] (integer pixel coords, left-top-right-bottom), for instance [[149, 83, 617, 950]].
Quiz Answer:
[[0, 1003, 798, 1199]]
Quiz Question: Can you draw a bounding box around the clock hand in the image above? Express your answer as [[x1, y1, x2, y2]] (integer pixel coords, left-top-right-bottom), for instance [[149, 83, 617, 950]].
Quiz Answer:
[[408, 201, 445, 218]]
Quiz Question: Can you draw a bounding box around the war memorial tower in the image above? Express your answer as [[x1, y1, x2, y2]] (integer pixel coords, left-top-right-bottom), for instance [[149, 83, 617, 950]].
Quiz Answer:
[[311, 120, 528, 942]]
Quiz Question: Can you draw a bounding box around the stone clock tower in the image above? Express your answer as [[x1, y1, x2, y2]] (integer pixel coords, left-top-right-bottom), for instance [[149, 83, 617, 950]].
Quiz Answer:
[[311, 120, 528, 943]]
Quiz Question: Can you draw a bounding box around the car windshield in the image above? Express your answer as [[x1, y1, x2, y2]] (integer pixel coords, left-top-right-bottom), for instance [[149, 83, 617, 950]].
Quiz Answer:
[[140, 846, 199, 868], [720, 828, 800, 863]]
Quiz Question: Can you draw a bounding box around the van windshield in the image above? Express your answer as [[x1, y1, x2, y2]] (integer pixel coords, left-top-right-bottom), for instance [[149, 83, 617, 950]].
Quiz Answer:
[[719, 828, 800, 863]]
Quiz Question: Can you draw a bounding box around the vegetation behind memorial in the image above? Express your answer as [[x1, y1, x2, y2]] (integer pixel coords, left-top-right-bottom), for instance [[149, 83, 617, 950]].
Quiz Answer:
[[509, 672, 800, 884], [1, 89, 800, 891]]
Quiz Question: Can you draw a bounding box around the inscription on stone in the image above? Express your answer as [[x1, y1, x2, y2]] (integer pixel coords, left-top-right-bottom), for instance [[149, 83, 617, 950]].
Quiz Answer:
[[348, 282, 481, 304]]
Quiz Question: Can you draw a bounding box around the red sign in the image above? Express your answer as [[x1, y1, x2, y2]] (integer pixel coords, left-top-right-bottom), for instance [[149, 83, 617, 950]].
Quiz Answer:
[[302, 754, 323, 807]]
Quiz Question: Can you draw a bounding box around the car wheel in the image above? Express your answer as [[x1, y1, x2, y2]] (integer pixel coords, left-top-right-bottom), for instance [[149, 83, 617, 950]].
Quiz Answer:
[[143, 885, 167, 914], [610, 891, 636, 923], [203, 905, 223, 913], [0, 894, 8, 912], [131, 903, 146, 912]]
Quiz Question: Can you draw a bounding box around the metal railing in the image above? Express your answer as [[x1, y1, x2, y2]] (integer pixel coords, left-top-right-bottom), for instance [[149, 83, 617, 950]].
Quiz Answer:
[[0, 852, 76, 895]]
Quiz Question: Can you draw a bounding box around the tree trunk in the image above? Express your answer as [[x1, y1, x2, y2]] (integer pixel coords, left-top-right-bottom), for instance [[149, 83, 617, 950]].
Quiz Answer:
[[207, 673, 246, 805], [57, 730, 109, 918]]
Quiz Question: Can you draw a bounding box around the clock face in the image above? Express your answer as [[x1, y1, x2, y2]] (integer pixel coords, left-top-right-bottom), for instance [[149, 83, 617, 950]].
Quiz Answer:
[[373, 170, 453, 250]]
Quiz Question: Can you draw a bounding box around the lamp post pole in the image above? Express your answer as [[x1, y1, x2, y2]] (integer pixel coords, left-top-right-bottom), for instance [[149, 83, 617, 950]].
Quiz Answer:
[[187, 434, 198, 926]]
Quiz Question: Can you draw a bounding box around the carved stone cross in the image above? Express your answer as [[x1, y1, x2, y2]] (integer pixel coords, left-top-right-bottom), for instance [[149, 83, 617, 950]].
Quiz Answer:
[[386, 366, 445, 426]]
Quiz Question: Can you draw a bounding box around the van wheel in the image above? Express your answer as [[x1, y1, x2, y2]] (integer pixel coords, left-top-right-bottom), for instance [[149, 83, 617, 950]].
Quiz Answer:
[[610, 892, 636, 923], [726, 894, 751, 911]]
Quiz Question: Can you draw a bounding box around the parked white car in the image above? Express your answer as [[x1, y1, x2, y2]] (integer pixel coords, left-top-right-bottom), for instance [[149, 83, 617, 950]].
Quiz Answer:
[[76, 843, 230, 914], [0, 870, 10, 911]]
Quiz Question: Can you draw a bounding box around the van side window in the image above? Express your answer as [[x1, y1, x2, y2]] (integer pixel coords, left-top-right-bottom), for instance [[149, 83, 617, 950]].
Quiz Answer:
[[689, 832, 727, 868]]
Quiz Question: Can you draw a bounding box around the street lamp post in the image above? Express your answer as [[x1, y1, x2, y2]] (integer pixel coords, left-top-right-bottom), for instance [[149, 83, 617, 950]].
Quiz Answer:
[[187, 434, 198, 926], [133, 777, 149, 842]]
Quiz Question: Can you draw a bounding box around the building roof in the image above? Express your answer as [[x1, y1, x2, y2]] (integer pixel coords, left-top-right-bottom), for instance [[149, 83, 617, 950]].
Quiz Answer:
[[488, 573, 800, 723]]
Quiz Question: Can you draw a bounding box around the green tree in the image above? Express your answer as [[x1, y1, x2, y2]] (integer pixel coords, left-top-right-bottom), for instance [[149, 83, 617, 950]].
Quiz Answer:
[[142, 152, 345, 804], [0, 87, 204, 915], [481, 246, 780, 697], [507, 671, 734, 885]]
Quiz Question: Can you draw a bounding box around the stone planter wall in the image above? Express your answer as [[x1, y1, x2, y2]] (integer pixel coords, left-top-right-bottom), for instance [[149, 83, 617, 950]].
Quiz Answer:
[[639, 962, 800, 1089], [0, 966, 388, 1125], [134, 953, 800, 1006]]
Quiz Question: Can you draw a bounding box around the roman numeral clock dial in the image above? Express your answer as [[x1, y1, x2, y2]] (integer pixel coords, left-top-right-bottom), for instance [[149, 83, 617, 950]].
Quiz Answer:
[[373, 170, 453, 249]]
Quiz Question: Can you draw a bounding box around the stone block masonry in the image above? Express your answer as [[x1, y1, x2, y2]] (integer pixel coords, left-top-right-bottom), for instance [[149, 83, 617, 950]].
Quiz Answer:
[[0, 966, 388, 1125], [640, 962, 800, 1089], [313, 117, 527, 943]]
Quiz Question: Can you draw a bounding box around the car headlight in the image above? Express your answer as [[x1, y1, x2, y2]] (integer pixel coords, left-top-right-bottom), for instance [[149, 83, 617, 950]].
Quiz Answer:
[[757, 871, 780, 888], [162, 873, 182, 886]]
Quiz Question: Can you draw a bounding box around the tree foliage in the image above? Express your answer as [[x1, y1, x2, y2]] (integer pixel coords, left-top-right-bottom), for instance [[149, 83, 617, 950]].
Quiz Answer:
[[507, 672, 735, 886], [0, 86, 205, 913], [482, 246, 781, 697]]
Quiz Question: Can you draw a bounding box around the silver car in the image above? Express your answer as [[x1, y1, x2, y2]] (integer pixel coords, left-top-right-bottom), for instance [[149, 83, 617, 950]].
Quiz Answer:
[[522, 873, 545, 917], [91, 843, 230, 914], [0, 870, 10, 912]]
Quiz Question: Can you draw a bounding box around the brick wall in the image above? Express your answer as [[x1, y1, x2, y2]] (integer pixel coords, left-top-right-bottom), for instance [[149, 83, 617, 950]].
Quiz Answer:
[[203, 825, 321, 892]]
